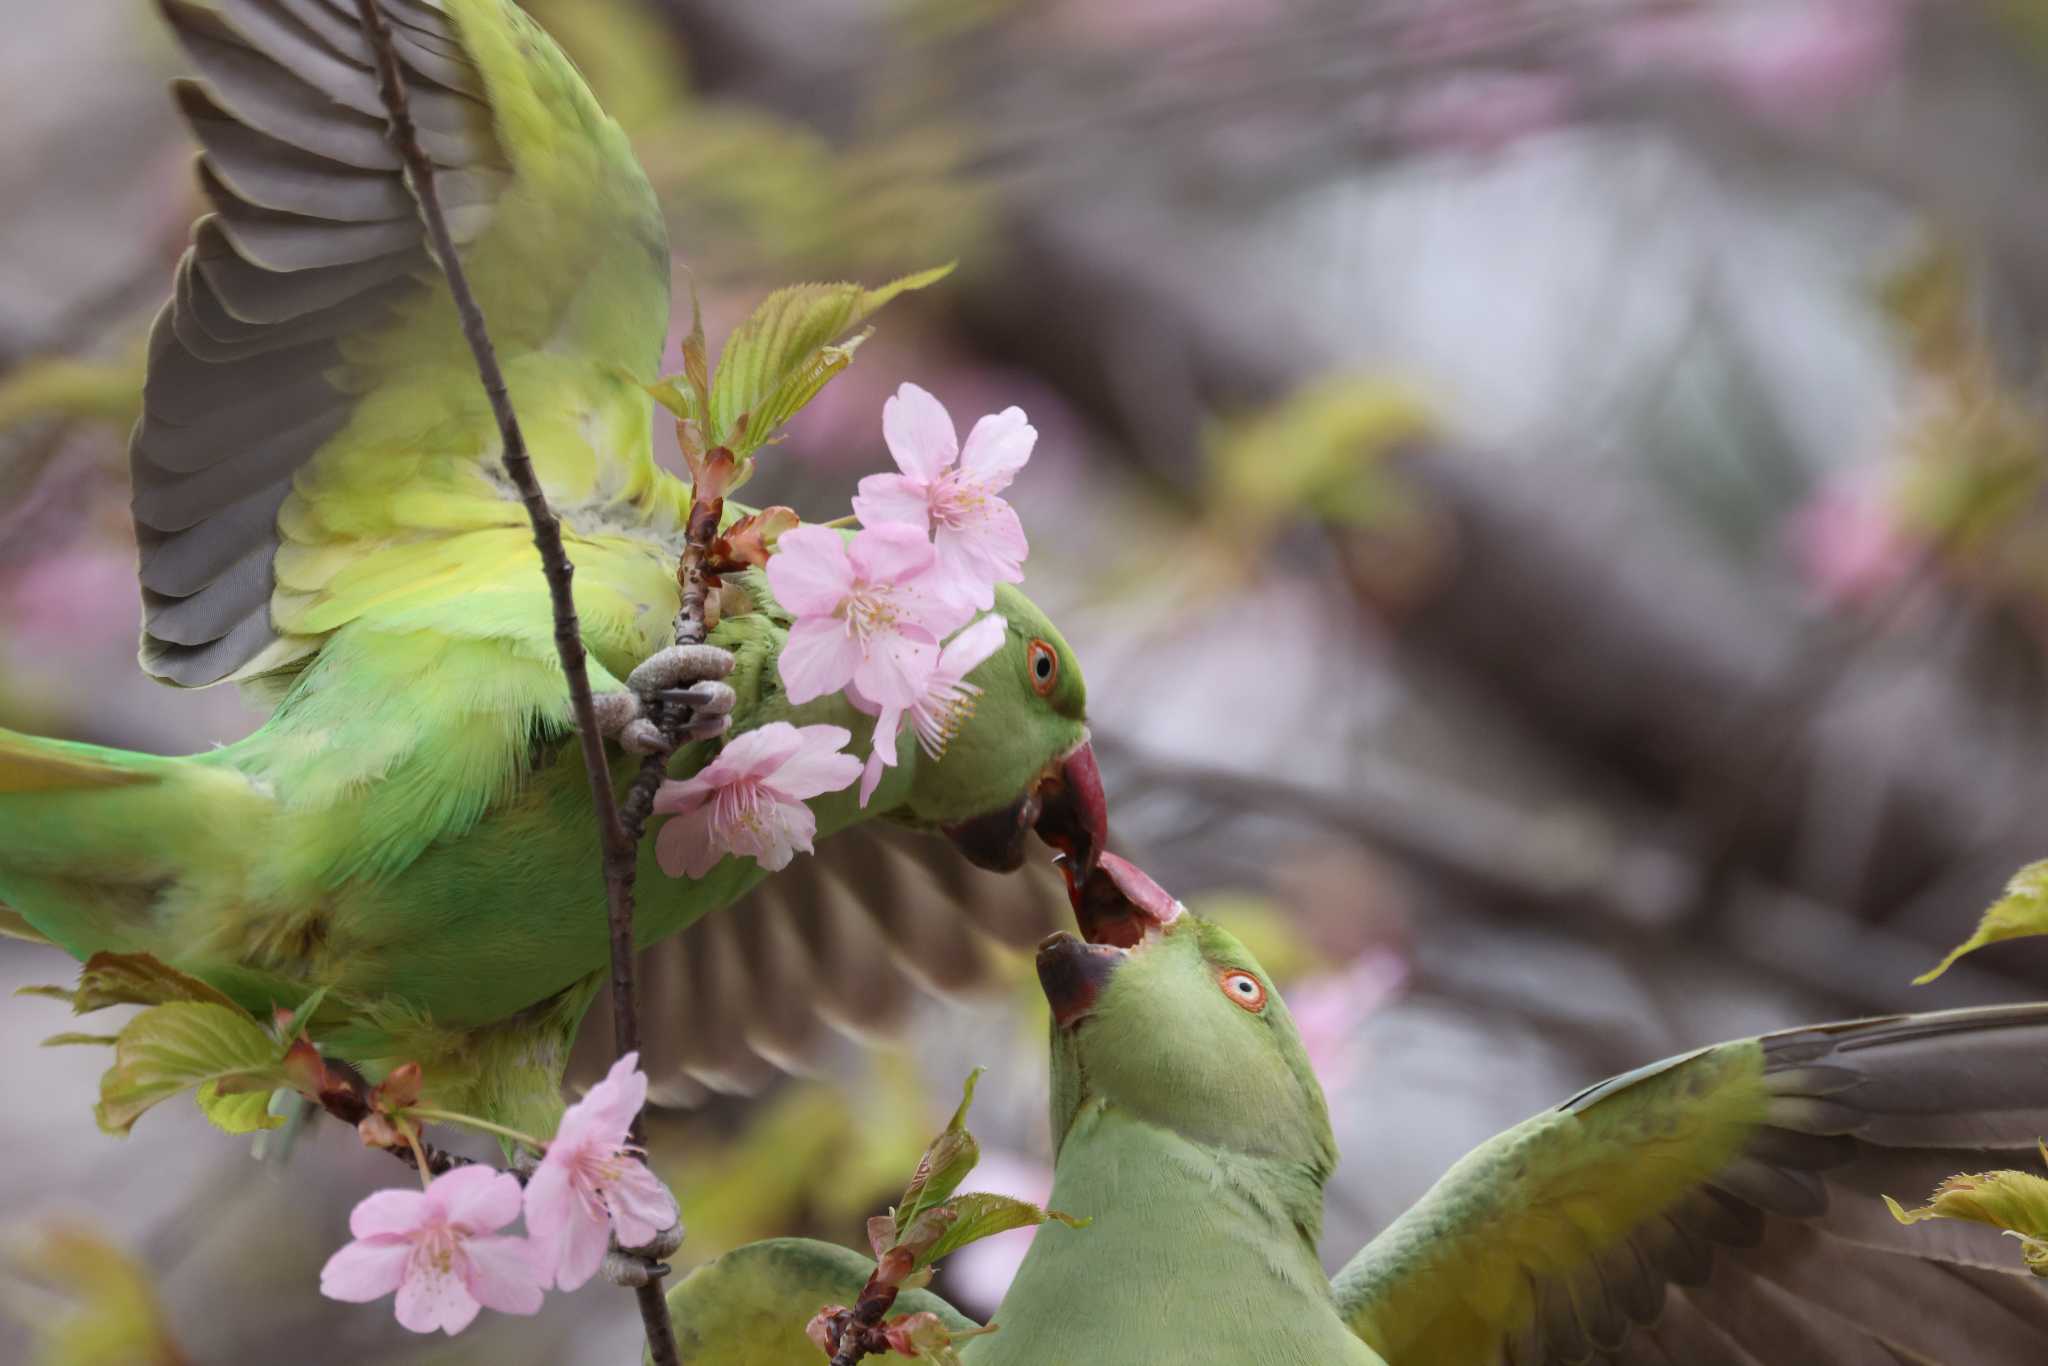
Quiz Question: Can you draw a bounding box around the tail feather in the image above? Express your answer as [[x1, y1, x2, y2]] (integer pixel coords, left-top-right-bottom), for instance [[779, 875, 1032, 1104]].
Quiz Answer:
[[0, 729, 161, 793], [0, 727, 264, 962]]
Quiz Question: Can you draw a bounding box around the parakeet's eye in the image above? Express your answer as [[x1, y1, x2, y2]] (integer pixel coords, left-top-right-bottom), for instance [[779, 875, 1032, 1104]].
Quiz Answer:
[[1028, 639, 1059, 696], [1219, 970, 1266, 1012]]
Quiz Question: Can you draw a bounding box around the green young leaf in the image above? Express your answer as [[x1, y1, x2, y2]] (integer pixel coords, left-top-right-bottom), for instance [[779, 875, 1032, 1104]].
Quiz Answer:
[[1916, 860, 2048, 984], [914, 1192, 1088, 1271], [193, 1079, 283, 1136], [707, 264, 952, 453], [63, 953, 245, 1016], [896, 1067, 984, 1238], [96, 1002, 290, 1136], [1886, 1143, 2048, 1275], [40, 1033, 121, 1048]]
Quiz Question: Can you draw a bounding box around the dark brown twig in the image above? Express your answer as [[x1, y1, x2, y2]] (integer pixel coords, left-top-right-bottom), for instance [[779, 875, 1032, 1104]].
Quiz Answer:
[[350, 4, 679, 1360], [824, 1271, 903, 1366]]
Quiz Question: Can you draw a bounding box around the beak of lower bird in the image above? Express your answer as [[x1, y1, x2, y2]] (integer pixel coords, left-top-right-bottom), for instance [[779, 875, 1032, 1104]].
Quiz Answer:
[[1036, 931, 1126, 1029], [1038, 852, 1183, 1026], [942, 738, 1108, 877]]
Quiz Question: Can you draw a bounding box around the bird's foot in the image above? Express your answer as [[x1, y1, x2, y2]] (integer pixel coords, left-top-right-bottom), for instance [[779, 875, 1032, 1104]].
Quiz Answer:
[[591, 644, 735, 755], [602, 1220, 686, 1288]]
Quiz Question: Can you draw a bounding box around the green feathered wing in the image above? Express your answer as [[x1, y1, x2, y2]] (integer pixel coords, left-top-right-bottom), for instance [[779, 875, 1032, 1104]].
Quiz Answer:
[[1333, 1004, 2048, 1364], [659, 1239, 975, 1366]]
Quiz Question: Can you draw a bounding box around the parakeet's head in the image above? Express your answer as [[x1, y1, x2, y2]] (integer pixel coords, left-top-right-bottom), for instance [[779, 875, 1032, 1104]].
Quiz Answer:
[[898, 583, 1105, 879], [1036, 855, 1337, 1183]]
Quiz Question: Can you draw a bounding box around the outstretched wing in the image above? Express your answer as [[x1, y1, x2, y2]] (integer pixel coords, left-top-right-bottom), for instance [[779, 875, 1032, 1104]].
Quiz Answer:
[[139, 0, 682, 688], [572, 827, 1071, 1104], [665, 1238, 975, 1365], [1334, 1004, 2048, 1365]]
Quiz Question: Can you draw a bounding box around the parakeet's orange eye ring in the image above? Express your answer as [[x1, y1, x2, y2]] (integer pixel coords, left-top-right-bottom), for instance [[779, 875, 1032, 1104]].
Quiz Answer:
[[1219, 970, 1267, 1012], [1027, 639, 1059, 697]]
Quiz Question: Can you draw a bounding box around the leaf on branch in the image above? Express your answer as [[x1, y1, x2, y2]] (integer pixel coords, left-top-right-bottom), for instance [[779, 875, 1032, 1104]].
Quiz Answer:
[[1886, 1143, 2048, 1275], [894, 1067, 983, 1239], [41, 1032, 122, 1048], [51, 952, 243, 1015], [1916, 860, 2048, 983], [96, 1002, 291, 1136], [706, 264, 953, 455], [914, 1193, 1086, 1271]]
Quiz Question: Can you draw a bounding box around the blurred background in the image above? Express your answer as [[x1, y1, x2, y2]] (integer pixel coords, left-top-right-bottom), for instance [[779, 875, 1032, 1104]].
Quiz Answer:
[[5, 0, 2048, 1360]]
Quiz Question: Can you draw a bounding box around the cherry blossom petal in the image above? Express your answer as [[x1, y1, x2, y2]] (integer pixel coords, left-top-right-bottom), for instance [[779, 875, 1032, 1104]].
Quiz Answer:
[[779, 617, 867, 705], [761, 726, 862, 801], [765, 526, 856, 616], [858, 707, 906, 809], [846, 522, 937, 586], [462, 1236, 545, 1316], [732, 797, 817, 871], [882, 382, 958, 481], [851, 628, 940, 709], [348, 1188, 430, 1241], [576, 1052, 649, 1136], [395, 1252, 481, 1335], [957, 407, 1036, 486], [553, 1205, 613, 1293], [605, 1162, 680, 1250], [432, 1165, 524, 1234], [520, 1157, 575, 1250], [941, 615, 1009, 680], [320, 1238, 412, 1303], [713, 723, 812, 786], [851, 472, 936, 531], [654, 803, 721, 878]]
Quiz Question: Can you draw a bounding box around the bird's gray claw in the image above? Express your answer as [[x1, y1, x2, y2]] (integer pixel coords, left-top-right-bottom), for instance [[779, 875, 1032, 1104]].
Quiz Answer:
[[601, 1221, 685, 1287], [627, 644, 734, 694], [619, 718, 668, 755]]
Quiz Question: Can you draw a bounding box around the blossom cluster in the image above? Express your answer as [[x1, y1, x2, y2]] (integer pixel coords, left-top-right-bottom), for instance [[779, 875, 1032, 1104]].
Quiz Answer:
[[320, 1055, 675, 1335], [654, 382, 1036, 878]]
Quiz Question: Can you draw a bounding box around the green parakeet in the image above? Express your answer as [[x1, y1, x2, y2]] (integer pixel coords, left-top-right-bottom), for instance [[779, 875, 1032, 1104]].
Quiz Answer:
[[663, 855, 2048, 1363], [0, 0, 1105, 1136]]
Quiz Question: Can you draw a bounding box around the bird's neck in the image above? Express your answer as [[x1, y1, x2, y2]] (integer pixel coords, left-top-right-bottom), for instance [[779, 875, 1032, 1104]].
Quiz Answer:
[[970, 1100, 1383, 1366]]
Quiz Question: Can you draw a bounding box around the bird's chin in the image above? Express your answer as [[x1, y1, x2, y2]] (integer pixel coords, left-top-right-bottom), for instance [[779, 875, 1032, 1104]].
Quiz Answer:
[[941, 738, 1107, 876]]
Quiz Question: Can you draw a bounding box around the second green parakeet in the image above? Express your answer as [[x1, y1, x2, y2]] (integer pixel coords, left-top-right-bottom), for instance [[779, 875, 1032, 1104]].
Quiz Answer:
[[665, 854, 2048, 1364]]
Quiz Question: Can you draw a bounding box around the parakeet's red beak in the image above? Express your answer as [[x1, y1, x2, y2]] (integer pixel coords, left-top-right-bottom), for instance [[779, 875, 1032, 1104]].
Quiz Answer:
[[941, 738, 1108, 877], [1061, 851, 1183, 950]]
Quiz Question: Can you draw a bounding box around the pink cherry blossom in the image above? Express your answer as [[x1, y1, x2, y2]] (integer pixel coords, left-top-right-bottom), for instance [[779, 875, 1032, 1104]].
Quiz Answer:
[[653, 722, 862, 878], [320, 1166, 542, 1335], [524, 1052, 679, 1292], [768, 523, 970, 708], [852, 383, 1034, 612], [858, 615, 1009, 807]]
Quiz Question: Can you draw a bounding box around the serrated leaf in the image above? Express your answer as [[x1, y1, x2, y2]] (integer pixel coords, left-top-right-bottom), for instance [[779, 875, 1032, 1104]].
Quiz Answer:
[[1887, 1143, 2048, 1275], [195, 1079, 284, 1135], [707, 264, 952, 453], [1916, 860, 2048, 983], [897, 1067, 984, 1237], [95, 1002, 289, 1136], [914, 1192, 1087, 1270], [63, 953, 245, 1016]]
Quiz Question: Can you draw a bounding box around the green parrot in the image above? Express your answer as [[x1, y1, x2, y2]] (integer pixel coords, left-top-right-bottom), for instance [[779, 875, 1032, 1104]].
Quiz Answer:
[[662, 854, 2048, 1364], [0, 0, 1104, 1136]]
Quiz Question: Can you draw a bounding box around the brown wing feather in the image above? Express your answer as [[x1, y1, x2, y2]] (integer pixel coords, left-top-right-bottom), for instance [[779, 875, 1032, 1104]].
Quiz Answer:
[[569, 828, 1068, 1104]]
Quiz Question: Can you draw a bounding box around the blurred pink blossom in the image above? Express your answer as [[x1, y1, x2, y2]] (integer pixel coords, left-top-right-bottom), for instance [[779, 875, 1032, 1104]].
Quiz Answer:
[[1287, 949, 1410, 1091], [1, 544, 138, 646], [854, 383, 1034, 613], [653, 722, 863, 877], [319, 1166, 542, 1335], [1788, 472, 1916, 607], [1602, 0, 1909, 131], [1396, 71, 1576, 154]]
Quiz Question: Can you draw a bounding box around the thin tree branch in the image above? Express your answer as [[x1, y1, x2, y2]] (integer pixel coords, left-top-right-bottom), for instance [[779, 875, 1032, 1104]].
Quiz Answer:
[[350, 4, 680, 1360]]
